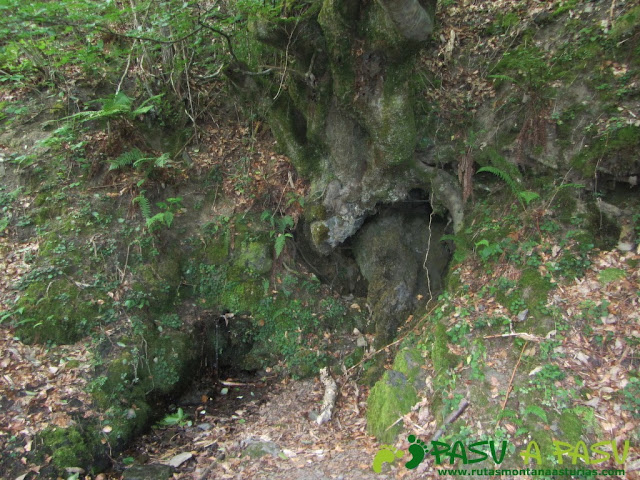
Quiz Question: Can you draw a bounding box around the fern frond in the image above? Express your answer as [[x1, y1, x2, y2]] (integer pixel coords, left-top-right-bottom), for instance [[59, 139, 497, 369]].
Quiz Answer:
[[146, 211, 174, 232], [153, 153, 172, 169], [162, 211, 174, 228], [133, 193, 152, 219], [133, 155, 155, 170], [274, 234, 287, 258], [109, 148, 144, 171], [277, 215, 294, 232], [477, 166, 521, 194], [522, 405, 548, 423], [103, 92, 133, 115], [488, 74, 518, 85], [131, 94, 164, 117], [517, 191, 540, 206]]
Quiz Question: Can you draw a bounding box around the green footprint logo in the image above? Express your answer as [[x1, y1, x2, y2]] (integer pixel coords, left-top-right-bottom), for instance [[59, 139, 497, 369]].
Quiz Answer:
[[405, 435, 429, 469], [372, 445, 405, 473]]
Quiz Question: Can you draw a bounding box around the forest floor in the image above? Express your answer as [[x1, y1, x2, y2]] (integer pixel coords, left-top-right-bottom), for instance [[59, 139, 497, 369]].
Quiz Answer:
[[1, 106, 639, 478], [2, 214, 640, 479]]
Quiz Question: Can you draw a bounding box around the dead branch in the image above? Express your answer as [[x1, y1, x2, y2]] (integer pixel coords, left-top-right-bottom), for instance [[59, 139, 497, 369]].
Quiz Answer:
[[316, 367, 337, 425], [431, 398, 470, 442]]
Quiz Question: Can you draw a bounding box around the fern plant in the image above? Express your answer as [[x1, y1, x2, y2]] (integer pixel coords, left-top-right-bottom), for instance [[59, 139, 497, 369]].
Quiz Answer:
[[109, 148, 144, 171], [476, 166, 540, 208], [108, 149, 174, 180], [261, 210, 295, 258], [133, 191, 152, 219], [133, 193, 182, 232], [64, 92, 163, 124]]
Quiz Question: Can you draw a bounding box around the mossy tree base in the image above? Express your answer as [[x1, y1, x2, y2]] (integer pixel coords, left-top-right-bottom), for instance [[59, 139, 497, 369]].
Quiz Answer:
[[227, 0, 464, 256]]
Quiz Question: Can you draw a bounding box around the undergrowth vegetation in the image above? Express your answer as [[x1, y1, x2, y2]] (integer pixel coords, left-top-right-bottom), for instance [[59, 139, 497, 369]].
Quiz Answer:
[[1, 0, 639, 477]]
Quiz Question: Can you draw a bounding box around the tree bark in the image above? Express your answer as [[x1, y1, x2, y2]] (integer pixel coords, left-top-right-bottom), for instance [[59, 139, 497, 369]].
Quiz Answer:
[[227, 0, 462, 255], [226, 0, 464, 347]]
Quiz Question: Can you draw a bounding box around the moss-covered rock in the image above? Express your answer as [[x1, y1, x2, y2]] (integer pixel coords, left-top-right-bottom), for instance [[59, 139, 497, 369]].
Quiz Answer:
[[39, 426, 102, 474], [432, 321, 456, 375], [392, 347, 424, 387], [132, 254, 182, 312], [519, 268, 552, 313], [203, 230, 230, 264], [367, 365, 419, 443], [558, 409, 584, 444], [89, 327, 197, 452], [232, 240, 273, 276], [15, 278, 106, 344], [571, 125, 640, 179], [142, 330, 196, 395]]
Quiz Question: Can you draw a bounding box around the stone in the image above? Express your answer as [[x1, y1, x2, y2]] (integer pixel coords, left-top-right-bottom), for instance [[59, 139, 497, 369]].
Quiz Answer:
[[122, 464, 174, 480], [242, 439, 281, 459]]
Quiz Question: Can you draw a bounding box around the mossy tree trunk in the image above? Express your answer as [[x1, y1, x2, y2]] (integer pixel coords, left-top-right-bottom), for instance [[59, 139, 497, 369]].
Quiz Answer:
[[226, 0, 462, 254]]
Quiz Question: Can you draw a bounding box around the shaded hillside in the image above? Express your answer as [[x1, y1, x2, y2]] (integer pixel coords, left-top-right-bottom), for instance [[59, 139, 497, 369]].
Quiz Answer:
[[0, 0, 639, 479]]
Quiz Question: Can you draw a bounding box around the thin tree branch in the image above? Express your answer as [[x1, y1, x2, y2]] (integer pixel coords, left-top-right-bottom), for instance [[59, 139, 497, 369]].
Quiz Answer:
[[197, 20, 238, 62]]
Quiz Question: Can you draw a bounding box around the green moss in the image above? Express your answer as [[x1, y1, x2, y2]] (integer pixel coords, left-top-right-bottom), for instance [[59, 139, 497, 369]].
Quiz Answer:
[[90, 330, 196, 451], [356, 60, 416, 167], [32, 206, 59, 225], [204, 230, 230, 264], [317, 0, 357, 104], [524, 426, 556, 469], [15, 278, 105, 344], [142, 331, 196, 394], [133, 255, 182, 312], [552, 0, 578, 18], [219, 279, 264, 312], [558, 410, 583, 443], [367, 369, 419, 443], [432, 321, 455, 374], [267, 99, 323, 176], [102, 401, 152, 448], [98, 352, 137, 401], [305, 202, 327, 222], [552, 186, 578, 224], [610, 5, 640, 40], [40, 427, 94, 473], [571, 125, 640, 177], [518, 268, 552, 313], [392, 347, 423, 385], [310, 221, 330, 245], [232, 240, 273, 276]]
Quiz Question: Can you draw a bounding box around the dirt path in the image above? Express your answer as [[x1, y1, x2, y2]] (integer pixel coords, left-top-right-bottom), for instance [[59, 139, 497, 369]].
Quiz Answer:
[[138, 377, 427, 480]]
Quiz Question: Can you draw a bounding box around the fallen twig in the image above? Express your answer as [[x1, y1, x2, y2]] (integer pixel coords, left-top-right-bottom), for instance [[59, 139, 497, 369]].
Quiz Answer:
[[496, 341, 527, 428], [316, 367, 337, 425], [431, 398, 470, 442], [484, 332, 541, 342]]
